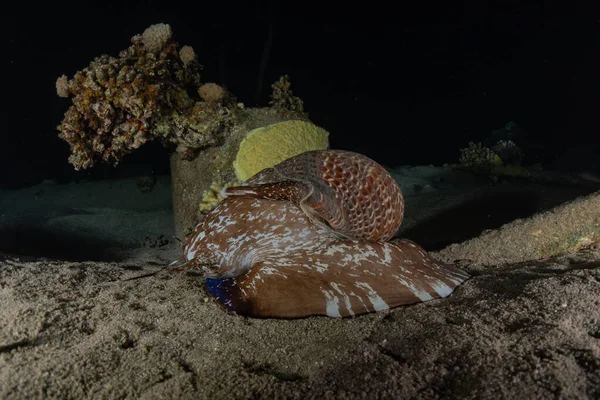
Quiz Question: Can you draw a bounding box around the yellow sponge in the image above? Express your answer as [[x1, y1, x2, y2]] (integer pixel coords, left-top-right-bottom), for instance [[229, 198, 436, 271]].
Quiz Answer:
[[233, 120, 329, 181]]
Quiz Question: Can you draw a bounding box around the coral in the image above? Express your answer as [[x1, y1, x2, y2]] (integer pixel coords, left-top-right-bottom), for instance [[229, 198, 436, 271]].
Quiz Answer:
[[233, 120, 329, 181], [55, 74, 69, 98], [56, 23, 238, 170], [458, 142, 501, 172], [198, 83, 225, 103], [492, 140, 523, 165], [269, 75, 305, 113], [141, 23, 172, 53], [179, 45, 196, 66], [154, 100, 236, 158], [458, 139, 530, 181], [459, 137, 526, 176]]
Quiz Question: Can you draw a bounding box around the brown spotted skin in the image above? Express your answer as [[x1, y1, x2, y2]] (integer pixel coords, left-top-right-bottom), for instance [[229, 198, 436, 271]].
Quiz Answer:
[[177, 197, 337, 279], [175, 197, 470, 318], [224, 150, 404, 242]]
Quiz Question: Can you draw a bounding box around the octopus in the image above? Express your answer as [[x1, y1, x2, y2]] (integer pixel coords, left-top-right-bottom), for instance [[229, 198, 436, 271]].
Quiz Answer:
[[170, 150, 470, 318]]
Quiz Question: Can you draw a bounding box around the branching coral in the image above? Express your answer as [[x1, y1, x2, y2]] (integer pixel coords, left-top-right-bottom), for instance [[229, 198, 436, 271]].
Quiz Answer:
[[492, 140, 523, 165], [269, 75, 305, 113], [458, 140, 527, 178], [56, 23, 238, 170], [459, 141, 501, 172]]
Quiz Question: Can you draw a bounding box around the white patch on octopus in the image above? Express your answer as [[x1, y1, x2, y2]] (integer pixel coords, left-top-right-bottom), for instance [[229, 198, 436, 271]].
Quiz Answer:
[[382, 245, 393, 264], [227, 232, 248, 245], [429, 280, 454, 297], [324, 243, 352, 256], [391, 274, 433, 301], [322, 289, 342, 317], [350, 248, 379, 264], [260, 266, 288, 278], [313, 260, 330, 273], [348, 290, 368, 311], [330, 282, 354, 316], [186, 231, 206, 259], [297, 229, 313, 238], [354, 282, 389, 311], [448, 275, 467, 286], [361, 269, 377, 276]]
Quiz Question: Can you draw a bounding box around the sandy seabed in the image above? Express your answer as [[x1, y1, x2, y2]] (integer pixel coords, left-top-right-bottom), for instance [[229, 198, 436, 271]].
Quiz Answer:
[[1, 173, 599, 399], [1, 247, 599, 399]]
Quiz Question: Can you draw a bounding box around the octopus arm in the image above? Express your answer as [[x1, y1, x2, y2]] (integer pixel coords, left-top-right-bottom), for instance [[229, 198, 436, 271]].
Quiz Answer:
[[204, 243, 470, 319]]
